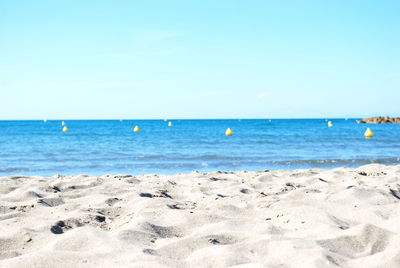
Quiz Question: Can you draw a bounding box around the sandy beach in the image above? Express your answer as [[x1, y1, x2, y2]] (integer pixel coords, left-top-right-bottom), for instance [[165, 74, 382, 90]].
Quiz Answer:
[[1, 164, 400, 267]]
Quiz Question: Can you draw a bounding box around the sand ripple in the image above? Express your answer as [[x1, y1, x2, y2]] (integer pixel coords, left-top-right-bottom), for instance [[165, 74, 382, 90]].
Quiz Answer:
[[1, 164, 400, 267]]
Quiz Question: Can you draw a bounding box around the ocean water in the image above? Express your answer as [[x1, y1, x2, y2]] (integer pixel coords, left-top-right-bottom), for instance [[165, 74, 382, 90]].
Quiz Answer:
[[0, 119, 399, 176]]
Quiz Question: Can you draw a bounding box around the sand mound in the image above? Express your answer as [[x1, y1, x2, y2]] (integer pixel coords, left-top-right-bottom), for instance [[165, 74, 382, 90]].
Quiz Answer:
[[1, 164, 400, 267]]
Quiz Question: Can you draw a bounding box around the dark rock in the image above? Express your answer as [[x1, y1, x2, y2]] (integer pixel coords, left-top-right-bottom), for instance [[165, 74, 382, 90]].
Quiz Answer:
[[50, 225, 63, 234], [167, 204, 180, 210], [95, 215, 106, 222], [139, 193, 154, 198], [389, 189, 400, 200], [208, 238, 220, 244], [158, 190, 173, 199], [240, 188, 249, 194], [142, 248, 157, 255], [56, 221, 65, 227], [357, 116, 400, 124], [52, 186, 61, 192]]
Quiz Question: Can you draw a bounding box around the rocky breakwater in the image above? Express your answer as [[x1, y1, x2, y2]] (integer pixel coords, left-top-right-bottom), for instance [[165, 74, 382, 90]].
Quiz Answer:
[[357, 116, 400, 124]]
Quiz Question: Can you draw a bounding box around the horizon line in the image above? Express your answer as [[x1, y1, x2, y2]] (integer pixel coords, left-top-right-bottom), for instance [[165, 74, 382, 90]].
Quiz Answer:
[[0, 117, 367, 121]]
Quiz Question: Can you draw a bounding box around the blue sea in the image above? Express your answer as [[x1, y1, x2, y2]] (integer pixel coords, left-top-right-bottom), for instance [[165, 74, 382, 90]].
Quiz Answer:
[[0, 119, 399, 176]]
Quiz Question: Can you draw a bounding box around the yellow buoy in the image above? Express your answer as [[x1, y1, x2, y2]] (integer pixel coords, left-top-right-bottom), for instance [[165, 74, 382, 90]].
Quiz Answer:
[[62, 121, 65, 126], [225, 128, 233, 136], [364, 128, 374, 138], [133, 125, 140, 132], [164, 119, 168, 122], [328, 121, 333, 127], [62, 126, 69, 132], [168, 121, 172, 127]]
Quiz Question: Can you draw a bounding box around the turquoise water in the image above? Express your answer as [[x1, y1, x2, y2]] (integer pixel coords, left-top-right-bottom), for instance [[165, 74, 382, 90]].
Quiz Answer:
[[0, 119, 399, 176]]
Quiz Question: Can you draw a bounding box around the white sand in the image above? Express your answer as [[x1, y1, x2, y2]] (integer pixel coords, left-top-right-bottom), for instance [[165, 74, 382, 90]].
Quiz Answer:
[[1, 164, 400, 267]]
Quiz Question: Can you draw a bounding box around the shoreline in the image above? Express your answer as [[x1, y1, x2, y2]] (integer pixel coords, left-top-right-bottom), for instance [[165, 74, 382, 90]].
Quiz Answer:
[[3, 160, 400, 178], [1, 164, 400, 267]]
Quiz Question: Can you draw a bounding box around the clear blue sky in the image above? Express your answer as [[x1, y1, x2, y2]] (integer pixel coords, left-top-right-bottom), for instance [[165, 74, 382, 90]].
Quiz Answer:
[[1, 0, 399, 119]]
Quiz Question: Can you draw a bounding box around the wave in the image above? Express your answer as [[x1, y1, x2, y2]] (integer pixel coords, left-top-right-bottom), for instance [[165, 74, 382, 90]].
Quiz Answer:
[[269, 158, 400, 166]]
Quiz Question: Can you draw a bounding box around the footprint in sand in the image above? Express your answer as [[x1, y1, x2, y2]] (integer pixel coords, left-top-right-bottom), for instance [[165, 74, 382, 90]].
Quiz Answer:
[[50, 214, 109, 235], [317, 224, 392, 258]]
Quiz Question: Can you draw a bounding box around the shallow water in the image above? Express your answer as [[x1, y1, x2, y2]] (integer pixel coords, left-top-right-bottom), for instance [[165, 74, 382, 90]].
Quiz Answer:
[[0, 119, 399, 176]]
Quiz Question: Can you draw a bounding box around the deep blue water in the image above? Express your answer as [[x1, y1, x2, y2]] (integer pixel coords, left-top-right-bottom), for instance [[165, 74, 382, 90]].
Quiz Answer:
[[0, 119, 399, 176]]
